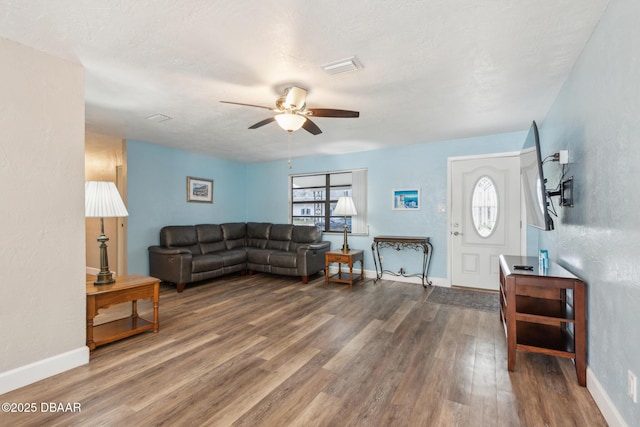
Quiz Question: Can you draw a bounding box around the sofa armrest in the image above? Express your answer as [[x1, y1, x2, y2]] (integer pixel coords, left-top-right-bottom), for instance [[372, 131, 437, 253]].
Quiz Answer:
[[296, 240, 331, 276], [307, 242, 331, 251], [148, 245, 193, 285], [148, 246, 192, 255], [296, 241, 331, 253]]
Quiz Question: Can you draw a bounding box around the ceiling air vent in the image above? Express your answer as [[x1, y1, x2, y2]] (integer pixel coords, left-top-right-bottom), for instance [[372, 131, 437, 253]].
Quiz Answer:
[[320, 56, 363, 75], [146, 113, 172, 123]]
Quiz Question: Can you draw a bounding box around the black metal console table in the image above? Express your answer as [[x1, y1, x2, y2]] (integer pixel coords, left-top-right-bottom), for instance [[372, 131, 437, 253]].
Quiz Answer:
[[371, 235, 433, 287]]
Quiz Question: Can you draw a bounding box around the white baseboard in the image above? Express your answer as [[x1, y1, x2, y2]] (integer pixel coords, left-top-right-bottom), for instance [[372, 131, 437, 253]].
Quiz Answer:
[[0, 347, 89, 395], [587, 367, 629, 427], [368, 271, 449, 288], [327, 266, 448, 287]]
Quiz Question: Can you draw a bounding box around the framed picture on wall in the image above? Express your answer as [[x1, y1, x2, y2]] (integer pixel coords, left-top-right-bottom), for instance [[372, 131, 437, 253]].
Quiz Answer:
[[187, 176, 213, 203], [392, 188, 420, 210]]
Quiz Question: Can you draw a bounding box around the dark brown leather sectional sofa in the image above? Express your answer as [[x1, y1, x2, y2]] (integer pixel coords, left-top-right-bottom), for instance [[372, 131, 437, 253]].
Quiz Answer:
[[148, 222, 331, 292]]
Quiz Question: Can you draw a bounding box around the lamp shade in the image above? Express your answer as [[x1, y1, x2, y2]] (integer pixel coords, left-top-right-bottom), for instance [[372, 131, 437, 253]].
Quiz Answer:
[[85, 181, 129, 218], [275, 113, 307, 132], [334, 196, 357, 216]]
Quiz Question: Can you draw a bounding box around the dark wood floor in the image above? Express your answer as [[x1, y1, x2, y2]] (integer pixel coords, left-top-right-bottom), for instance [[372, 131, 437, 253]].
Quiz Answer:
[[2, 274, 606, 426]]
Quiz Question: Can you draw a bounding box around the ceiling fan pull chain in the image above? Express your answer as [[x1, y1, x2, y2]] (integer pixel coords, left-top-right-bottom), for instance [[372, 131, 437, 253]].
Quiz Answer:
[[288, 132, 292, 169]]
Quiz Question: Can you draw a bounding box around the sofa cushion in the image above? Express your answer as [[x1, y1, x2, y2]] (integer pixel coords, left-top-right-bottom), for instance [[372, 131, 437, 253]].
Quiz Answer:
[[269, 251, 297, 269], [266, 224, 292, 251], [196, 224, 226, 254], [192, 254, 224, 273], [160, 225, 202, 255], [220, 249, 247, 267], [247, 248, 273, 265], [221, 222, 247, 249], [246, 222, 271, 249]]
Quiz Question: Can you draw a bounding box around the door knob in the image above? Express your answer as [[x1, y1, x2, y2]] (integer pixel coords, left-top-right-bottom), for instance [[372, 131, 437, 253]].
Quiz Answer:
[[453, 231, 463, 236]]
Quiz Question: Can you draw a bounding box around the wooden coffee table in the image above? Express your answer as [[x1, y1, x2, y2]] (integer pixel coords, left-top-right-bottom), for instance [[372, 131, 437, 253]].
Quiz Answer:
[[86, 274, 160, 351]]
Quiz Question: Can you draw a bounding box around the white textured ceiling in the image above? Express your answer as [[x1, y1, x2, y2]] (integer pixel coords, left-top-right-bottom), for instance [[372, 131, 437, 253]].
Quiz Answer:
[[0, 0, 609, 162]]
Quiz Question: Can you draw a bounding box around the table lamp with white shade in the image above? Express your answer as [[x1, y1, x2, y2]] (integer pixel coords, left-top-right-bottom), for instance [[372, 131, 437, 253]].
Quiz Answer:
[[334, 196, 357, 253], [85, 181, 129, 285]]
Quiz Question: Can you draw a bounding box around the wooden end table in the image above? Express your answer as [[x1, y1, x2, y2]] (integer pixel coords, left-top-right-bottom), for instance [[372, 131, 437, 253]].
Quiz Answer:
[[86, 274, 160, 351], [325, 249, 364, 286]]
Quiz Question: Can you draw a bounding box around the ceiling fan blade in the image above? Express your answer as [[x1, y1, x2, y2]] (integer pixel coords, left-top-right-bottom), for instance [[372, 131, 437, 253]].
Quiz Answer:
[[220, 101, 275, 111], [302, 118, 322, 135], [307, 108, 359, 118], [249, 117, 276, 129]]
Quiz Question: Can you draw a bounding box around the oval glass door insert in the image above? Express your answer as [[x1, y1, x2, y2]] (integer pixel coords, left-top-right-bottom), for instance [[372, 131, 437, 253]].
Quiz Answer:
[[471, 176, 499, 238]]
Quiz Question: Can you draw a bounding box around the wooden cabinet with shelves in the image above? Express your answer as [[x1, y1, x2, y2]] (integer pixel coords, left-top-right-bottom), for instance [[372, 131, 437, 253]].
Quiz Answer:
[[499, 255, 586, 386]]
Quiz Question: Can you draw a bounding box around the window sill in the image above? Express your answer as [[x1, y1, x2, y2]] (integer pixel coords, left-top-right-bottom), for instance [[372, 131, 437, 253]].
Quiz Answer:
[[324, 231, 369, 236]]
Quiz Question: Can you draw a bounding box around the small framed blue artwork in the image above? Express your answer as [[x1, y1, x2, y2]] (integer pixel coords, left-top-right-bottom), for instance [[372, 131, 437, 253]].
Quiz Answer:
[[392, 188, 420, 210]]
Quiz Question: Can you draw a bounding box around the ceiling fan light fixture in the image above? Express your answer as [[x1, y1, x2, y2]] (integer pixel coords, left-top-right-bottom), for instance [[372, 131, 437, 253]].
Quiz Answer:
[[275, 113, 306, 132], [284, 86, 307, 110]]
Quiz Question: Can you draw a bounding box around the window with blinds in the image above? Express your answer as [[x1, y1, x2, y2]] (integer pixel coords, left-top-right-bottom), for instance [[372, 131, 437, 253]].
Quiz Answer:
[[289, 169, 367, 235]]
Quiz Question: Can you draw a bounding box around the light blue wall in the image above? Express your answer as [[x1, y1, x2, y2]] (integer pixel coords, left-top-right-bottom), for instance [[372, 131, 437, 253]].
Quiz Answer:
[[538, 0, 640, 424], [127, 132, 524, 280], [127, 140, 247, 274], [247, 132, 525, 279]]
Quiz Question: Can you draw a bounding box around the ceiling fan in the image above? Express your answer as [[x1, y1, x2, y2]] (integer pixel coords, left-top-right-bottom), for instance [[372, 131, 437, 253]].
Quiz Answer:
[[220, 86, 359, 135]]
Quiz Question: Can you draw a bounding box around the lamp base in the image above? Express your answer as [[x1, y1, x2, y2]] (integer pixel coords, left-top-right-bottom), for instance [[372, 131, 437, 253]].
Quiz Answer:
[[341, 224, 350, 253], [94, 228, 115, 285], [94, 271, 115, 286]]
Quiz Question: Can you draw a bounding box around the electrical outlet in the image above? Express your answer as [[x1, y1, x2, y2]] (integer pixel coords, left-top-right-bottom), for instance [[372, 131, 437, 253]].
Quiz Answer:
[[379, 256, 384, 264], [559, 150, 569, 164], [628, 370, 638, 403]]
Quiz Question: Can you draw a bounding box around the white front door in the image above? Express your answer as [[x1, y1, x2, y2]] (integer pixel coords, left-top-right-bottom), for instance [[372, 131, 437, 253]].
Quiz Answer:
[[450, 154, 521, 290]]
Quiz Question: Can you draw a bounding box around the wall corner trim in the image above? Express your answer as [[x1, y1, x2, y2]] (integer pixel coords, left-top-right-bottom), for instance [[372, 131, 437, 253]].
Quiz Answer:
[[0, 347, 89, 395]]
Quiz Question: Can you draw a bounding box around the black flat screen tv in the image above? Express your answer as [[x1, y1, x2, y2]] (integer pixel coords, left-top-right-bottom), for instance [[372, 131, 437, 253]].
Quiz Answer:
[[520, 121, 554, 230]]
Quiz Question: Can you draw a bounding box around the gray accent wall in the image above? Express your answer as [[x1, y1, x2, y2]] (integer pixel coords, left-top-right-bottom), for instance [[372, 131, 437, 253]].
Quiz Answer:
[[538, 0, 640, 424]]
